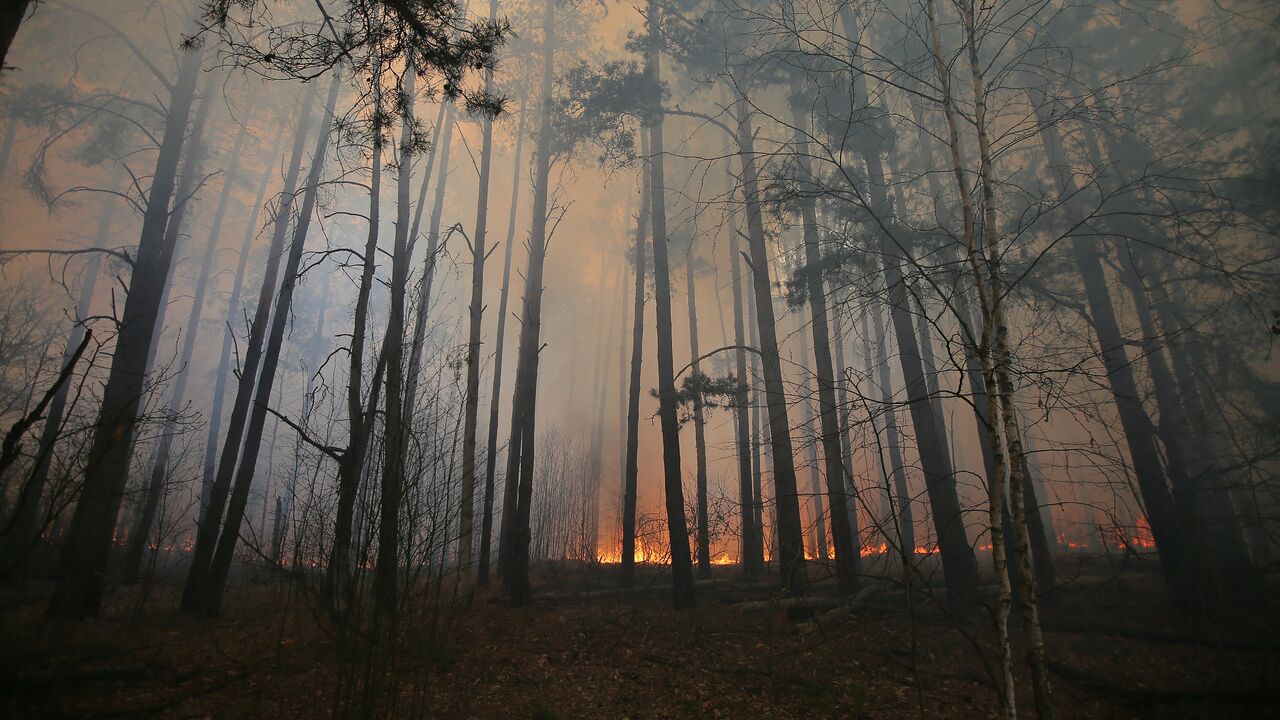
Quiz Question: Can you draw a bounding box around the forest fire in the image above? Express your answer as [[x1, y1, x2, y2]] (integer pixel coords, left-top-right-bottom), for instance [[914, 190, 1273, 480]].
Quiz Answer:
[[1, 0, 1274, 718]]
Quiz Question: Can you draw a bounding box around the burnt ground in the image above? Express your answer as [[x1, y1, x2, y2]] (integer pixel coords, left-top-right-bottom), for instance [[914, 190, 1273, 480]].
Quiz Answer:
[[1, 557, 1278, 719]]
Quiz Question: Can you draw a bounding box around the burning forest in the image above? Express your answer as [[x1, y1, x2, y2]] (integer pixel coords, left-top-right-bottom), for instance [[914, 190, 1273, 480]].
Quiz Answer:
[[0, 0, 1278, 717]]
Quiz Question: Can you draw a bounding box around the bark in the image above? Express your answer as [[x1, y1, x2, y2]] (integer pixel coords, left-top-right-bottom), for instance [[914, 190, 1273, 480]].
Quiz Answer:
[[830, 309, 864, 549], [619, 133, 651, 587], [1146, 273, 1256, 583], [183, 87, 315, 613], [479, 89, 529, 585], [880, 252, 976, 603], [124, 92, 243, 584], [409, 104, 456, 357], [906, 90, 1057, 594], [585, 263, 617, 560], [747, 259, 764, 540], [732, 88, 806, 594], [202, 79, 339, 617], [644, 0, 695, 608], [46, 48, 202, 620], [505, 0, 556, 606], [792, 99, 859, 593]]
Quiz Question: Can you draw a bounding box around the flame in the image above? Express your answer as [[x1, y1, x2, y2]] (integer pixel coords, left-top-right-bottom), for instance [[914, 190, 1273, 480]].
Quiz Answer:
[[860, 542, 888, 557], [596, 537, 666, 564]]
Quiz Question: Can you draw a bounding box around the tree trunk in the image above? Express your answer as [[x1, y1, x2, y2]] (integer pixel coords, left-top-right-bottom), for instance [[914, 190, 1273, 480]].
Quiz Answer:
[[374, 63, 421, 625], [644, 0, 695, 608], [183, 86, 315, 613], [732, 88, 806, 594], [619, 132, 650, 587], [479, 89, 529, 585], [866, 306, 915, 558], [203, 79, 339, 617], [1032, 99, 1192, 608], [684, 240, 711, 578], [797, 343, 828, 563], [505, 0, 557, 606], [46, 48, 202, 620], [124, 92, 244, 584], [325, 88, 388, 618], [791, 98, 859, 592], [0, 0, 32, 72], [726, 175, 763, 577], [458, 13, 496, 587], [202, 131, 283, 525], [3, 167, 121, 571]]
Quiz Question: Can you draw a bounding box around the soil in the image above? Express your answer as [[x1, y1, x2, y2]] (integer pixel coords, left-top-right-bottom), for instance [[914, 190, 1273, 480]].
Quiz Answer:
[[2, 558, 1278, 719]]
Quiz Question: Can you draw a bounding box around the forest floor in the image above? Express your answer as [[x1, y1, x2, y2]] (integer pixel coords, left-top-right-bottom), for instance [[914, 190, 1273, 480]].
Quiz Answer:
[[2, 557, 1279, 719]]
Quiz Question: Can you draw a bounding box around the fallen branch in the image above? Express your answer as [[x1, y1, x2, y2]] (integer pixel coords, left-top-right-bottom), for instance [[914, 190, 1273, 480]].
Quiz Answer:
[[801, 583, 882, 632]]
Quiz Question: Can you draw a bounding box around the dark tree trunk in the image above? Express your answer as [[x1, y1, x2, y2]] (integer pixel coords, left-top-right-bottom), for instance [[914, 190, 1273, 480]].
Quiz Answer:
[[0, 0, 32, 72], [1033, 108, 1193, 607], [124, 91, 241, 584], [867, 307, 916, 559], [46, 48, 203, 620], [479, 89, 529, 585], [375, 66, 417, 625], [839, 0, 975, 603], [505, 0, 556, 606], [644, 0, 695, 608], [684, 241, 711, 578], [202, 80, 339, 617], [459, 12, 497, 585], [202, 131, 283, 525], [182, 87, 315, 613], [619, 133, 651, 587], [792, 100, 860, 592], [3, 167, 121, 571], [1118, 250, 1254, 601], [726, 178, 763, 577], [797, 344, 829, 563], [325, 92, 392, 618], [732, 89, 807, 594]]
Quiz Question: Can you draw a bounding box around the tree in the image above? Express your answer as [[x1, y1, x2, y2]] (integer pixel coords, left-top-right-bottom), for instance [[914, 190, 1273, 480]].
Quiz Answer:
[[642, 0, 695, 608], [46, 45, 203, 620], [0, 0, 33, 72], [183, 86, 315, 614]]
